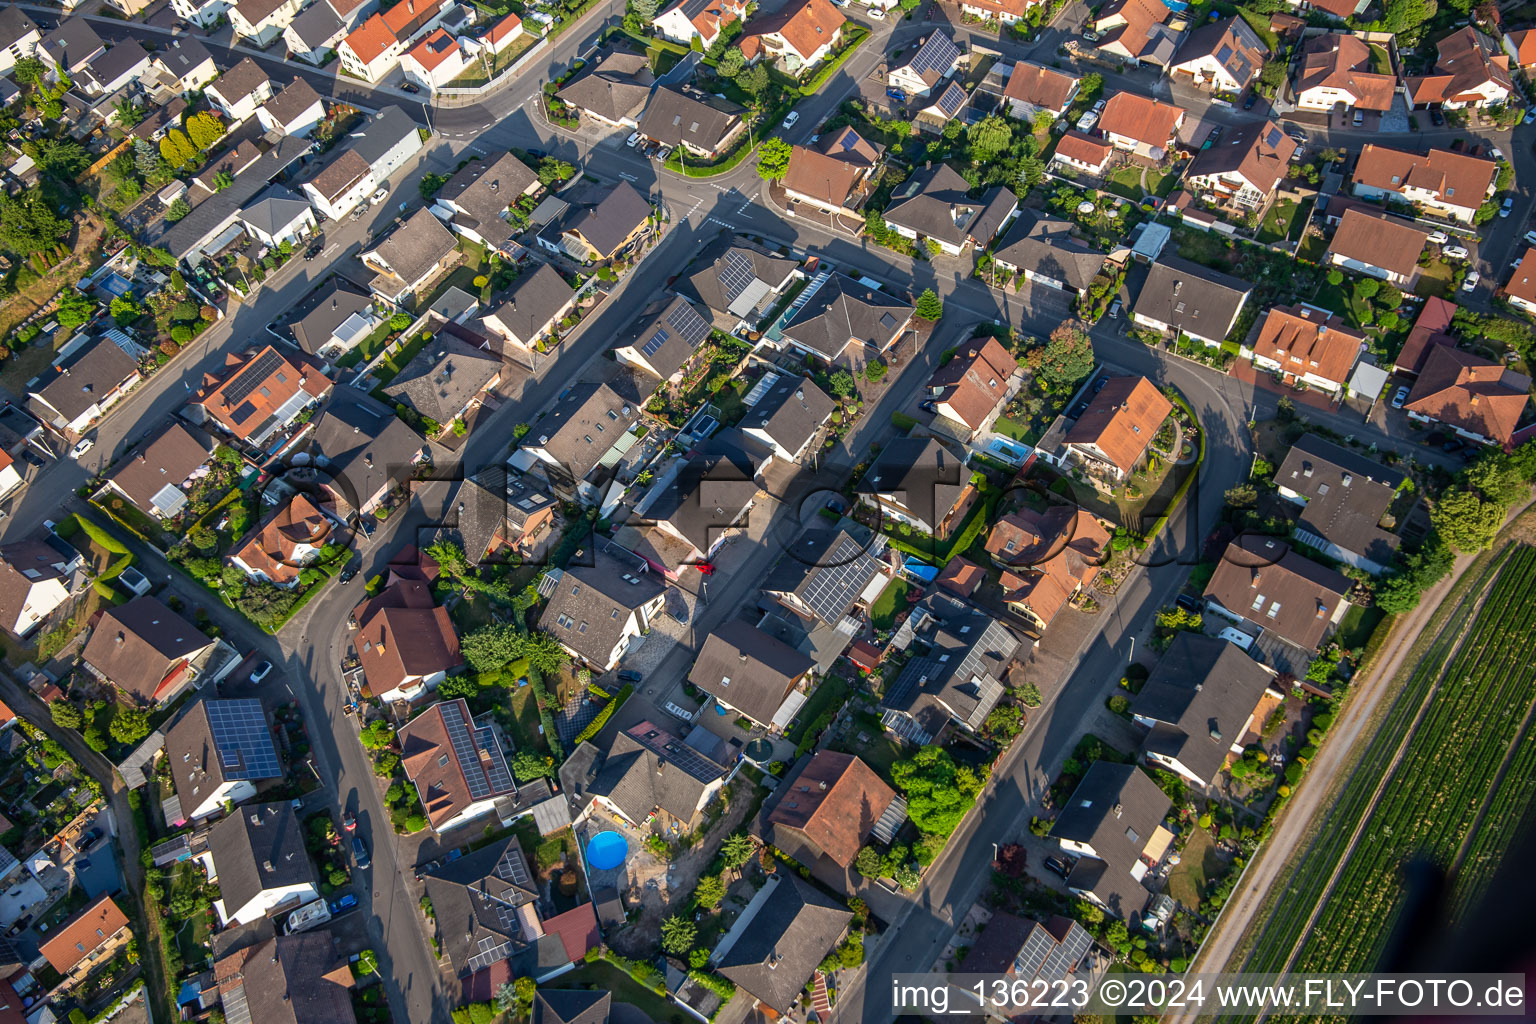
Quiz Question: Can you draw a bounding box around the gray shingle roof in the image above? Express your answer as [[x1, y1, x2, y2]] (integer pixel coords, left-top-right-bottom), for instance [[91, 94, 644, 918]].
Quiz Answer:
[[763, 524, 888, 625], [421, 836, 537, 971], [1135, 632, 1277, 783], [688, 619, 814, 726], [991, 210, 1107, 292], [1131, 255, 1252, 341], [883, 163, 1017, 249], [210, 57, 270, 105], [207, 803, 316, 916], [859, 436, 969, 534], [539, 551, 663, 665], [291, 278, 375, 354], [1050, 763, 1170, 918], [155, 134, 312, 258], [782, 275, 913, 360], [1276, 433, 1404, 568], [39, 17, 105, 72], [713, 872, 851, 1013], [158, 36, 214, 78], [740, 374, 834, 458], [307, 388, 426, 510], [522, 381, 637, 483], [165, 698, 282, 816], [677, 232, 799, 324], [0, 7, 39, 50], [234, 932, 358, 1024], [29, 337, 141, 422], [560, 180, 651, 259], [367, 207, 458, 287], [438, 152, 540, 249], [880, 591, 1019, 739], [616, 294, 712, 380], [260, 77, 324, 128], [639, 434, 760, 553], [556, 50, 654, 123], [285, 1, 343, 49], [380, 333, 499, 424], [486, 263, 577, 346], [637, 86, 744, 151], [240, 184, 312, 238], [560, 720, 729, 824]]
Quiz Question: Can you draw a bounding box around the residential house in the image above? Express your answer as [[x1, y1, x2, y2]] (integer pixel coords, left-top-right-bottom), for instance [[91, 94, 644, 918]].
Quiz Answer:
[[206, 802, 319, 925], [739, 374, 835, 463], [1508, 248, 1536, 315], [480, 13, 525, 58], [285, 3, 347, 64], [382, 329, 502, 430], [676, 232, 800, 331], [307, 388, 428, 514], [1350, 144, 1497, 225], [291, 278, 382, 358], [72, 40, 150, 96], [255, 78, 327, 138], [300, 106, 423, 221], [536, 550, 665, 670], [0, 7, 41, 75], [28, 334, 144, 437], [360, 207, 458, 303], [352, 580, 462, 702], [81, 596, 218, 706], [1050, 130, 1114, 176], [192, 139, 264, 198], [1134, 633, 1285, 785], [400, 28, 470, 91], [338, 0, 451, 82], [239, 185, 318, 249], [612, 295, 715, 382], [1295, 0, 1367, 18], [888, 32, 962, 99], [1294, 33, 1399, 113], [958, 914, 1094, 988], [997, 61, 1079, 119], [430, 151, 543, 255], [858, 437, 978, 539], [327, 0, 381, 29], [227, 493, 334, 587], [960, 0, 1045, 25], [560, 720, 731, 829], [689, 620, 816, 730], [514, 381, 639, 503], [554, 51, 654, 129], [1131, 256, 1250, 346], [38, 895, 130, 990], [1324, 208, 1428, 286], [1092, 0, 1178, 67], [173, 0, 237, 29], [1169, 16, 1267, 94], [419, 836, 542, 975], [762, 751, 901, 890], [103, 421, 216, 519], [1406, 26, 1512, 110], [1503, 28, 1536, 69], [1062, 375, 1173, 481], [762, 525, 892, 628], [480, 264, 578, 364], [1276, 432, 1407, 575], [990, 211, 1107, 299], [231, 0, 307, 47], [923, 336, 1024, 442], [882, 162, 1018, 257], [164, 698, 283, 822], [1203, 534, 1352, 656], [190, 345, 333, 448], [1404, 344, 1531, 446], [880, 591, 1022, 743], [434, 467, 557, 563], [206, 58, 274, 125], [1049, 762, 1173, 917], [38, 18, 105, 76], [781, 128, 884, 215], [636, 87, 746, 160], [779, 275, 913, 365], [711, 873, 852, 1015], [739, 0, 847, 73], [1394, 295, 1458, 376], [0, 534, 83, 638], [653, 0, 747, 48], [153, 36, 218, 95], [1247, 304, 1365, 395], [399, 698, 516, 832], [211, 932, 359, 1024], [536, 180, 652, 263], [990, 507, 1109, 631], [1185, 120, 1297, 209], [1097, 92, 1185, 160], [619, 434, 755, 585]]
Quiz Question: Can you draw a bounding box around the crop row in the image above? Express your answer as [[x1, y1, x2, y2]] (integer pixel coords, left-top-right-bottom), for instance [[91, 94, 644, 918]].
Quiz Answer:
[[1235, 547, 1536, 984], [1444, 703, 1536, 922]]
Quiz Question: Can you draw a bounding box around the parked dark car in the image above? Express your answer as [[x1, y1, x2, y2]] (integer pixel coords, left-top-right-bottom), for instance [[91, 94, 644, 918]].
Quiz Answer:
[[329, 893, 358, 915], [1176, 593, 1202, 614], [78, 828, 102, 852], [919, 399, 939, 414], [1092, 377, 1109, 393], [1442, 438, 1465, 454], [339, 567, 358, 585], [617, 669, 643, 683], [1044, 856, 1073, 879], [1068, 402, 1089, 418], [352, 836, 371, 869], [1430, 108, 1445, 126], [399, 81, 420, 94], [1242, 91, 1258, 110]]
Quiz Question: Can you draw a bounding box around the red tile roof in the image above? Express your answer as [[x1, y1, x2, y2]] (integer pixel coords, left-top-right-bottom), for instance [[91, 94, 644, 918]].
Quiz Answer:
[[1064, 376, 1173, 476], [1251, 304, 1366, 385], [1405, 345, 1530, 445], [1395, 296, 1458, 375], [40, 895, 128, 975], [1097, 92, 1184, 150], [766, 751, 896, 868]]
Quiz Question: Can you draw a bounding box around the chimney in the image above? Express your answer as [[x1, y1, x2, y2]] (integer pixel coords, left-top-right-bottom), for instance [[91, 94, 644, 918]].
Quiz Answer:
[[365, 454, 373, 467], [1113, 803, 1123, 818], [818, 780, 827, 790], [656, 759, 666, 776], [1209, 726, 1222, 741]]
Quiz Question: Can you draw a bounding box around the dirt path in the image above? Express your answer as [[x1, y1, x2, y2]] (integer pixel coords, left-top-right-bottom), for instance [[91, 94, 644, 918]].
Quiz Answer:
[[1171, 512, 1533, 1019], [0, 215, 106, 342]]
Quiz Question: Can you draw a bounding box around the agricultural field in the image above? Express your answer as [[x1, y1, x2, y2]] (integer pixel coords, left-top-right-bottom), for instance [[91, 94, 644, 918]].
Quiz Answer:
[[1230, 545, 1536, 1009]]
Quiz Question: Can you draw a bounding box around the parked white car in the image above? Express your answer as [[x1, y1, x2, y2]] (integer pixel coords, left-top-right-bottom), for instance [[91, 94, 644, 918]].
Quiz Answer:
[[1392, 385, 1410, 409], [1462, 270, 1481, 292], [1426, 230, 1449, 245], [1525, 229, 1536, 246], [626, 131, 640, 147], [370, 187, 388, 205], [1501, 197, 1515, 218], [782, 111, 800, 129], [1441, 244, 1470, 260], [69, 437, 94, 460]]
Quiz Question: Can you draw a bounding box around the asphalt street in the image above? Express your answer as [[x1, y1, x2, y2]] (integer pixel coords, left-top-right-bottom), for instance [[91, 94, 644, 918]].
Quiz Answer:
[[7, 3, 1533, 1022]]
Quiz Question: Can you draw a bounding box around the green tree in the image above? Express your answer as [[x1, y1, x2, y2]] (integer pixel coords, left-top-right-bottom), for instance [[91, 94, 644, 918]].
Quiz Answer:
[[1431, 490, 1502, 552], [694, 874, 726, 909], [356, 949, 379, 978], [109, 296, 142, 326], [967, 114, 1013, 164], [165, 197, 191, 222], [854, 845, 882, 878], [1462, 451, 1529, 507], [50, 700, 82, 729], [31, 137, 88, 180], [736, 63, 769, 102], [628, 0, 660, 18], [113, 98, 146, 128], [160, 129, 197, 169], [185, 111, 226, 151], [1027, 322, 1095, 394], [1152, 605, 1203, 651], [359, 720, 395, 750], [660, 914, 697, 955], [12, 57, 44, 87], [511, 750, 554, 782], [389, 311, 412, 331], [914, 288, 944, 320], [0, 190, 69, 257], [419, 172, 447, 199], [212, 170, 234, 192], [717, 46, 746, 78], [1380, 0, 1438, 33], [537, 156, 574, 186], [755, 137, 791, 181], [1078, 72, 1104, 101], [890, 746, 981, 838], [109, 706, 152, 745], [55, 290, 96, 330], [719, 832, 755, 872], [827, 370, 855, 399]]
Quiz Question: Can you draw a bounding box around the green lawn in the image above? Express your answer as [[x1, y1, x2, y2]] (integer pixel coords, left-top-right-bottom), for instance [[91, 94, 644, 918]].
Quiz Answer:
[[1297, 232, 1329, 264], [1367, 43, 1392, 76], [1257, 199, 1307, 244], [1335, 602, 1386, 651], [992, 415, 1042, 445], [1414, 259, 1456, 298], [1236, 6, 1280, 50], [785, 675, 853, 746], [868, 577, 913, 631], [1167, 825, 1222, 908], [1310, 282, 1351, 321], [834, 713, 908, 785], [336, 320, 396, 368], [555, 962, 688, 1024], [1103, 165, 1145, 201], [371, 330, 435, 388]]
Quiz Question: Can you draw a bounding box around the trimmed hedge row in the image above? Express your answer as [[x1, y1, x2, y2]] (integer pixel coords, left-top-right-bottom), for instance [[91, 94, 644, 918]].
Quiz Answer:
[[573, 683, 632, 746]]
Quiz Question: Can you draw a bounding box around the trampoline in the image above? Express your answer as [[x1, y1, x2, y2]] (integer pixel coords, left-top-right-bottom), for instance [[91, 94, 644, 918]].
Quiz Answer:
[[744, 738, 774, 763], [585, 831, 628, 871]]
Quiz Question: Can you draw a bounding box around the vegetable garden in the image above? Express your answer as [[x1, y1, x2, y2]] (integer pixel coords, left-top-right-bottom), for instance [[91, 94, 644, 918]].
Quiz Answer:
[[1230, 545, 1536, 1014]]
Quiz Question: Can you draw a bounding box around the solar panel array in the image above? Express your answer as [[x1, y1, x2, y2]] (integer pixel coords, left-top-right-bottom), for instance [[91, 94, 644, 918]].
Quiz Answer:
[[666, 301, 710, 346], [495, 845, 532, 887], [908, 33, 960, 79], [221, 348, 284, 409], [1032, 921, 1093, 984], [466, 937, 511, 973], [628, 727, 726, 784], [716, 249, 757, 302], [1215, 44, 1233, 64], [798, 535, 879, 624], [476, 725, 515, 793], [1265, 126, 1284, 149], [440, 701, 494, 801], [206, 699, 282, 781]]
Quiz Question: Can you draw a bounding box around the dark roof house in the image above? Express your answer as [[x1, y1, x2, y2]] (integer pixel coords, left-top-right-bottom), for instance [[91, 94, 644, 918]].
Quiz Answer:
[[688, 619, 815, 728], [711, 872, 851, 1013], [1275, 433, 1406, 573]]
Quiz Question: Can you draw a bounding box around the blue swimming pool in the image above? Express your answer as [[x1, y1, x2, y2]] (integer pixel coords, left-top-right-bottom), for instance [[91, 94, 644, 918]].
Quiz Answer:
[[585, 831, 628, 871]]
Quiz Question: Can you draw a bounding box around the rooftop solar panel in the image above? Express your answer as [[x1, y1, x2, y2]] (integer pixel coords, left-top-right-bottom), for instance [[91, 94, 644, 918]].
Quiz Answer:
[[639, 326, 672, 359], [1216, 44, 1233, 64], [665, 301, 710, 346], [717, 249, 756, 301], [476, 725, 515, 793], [628, 727, 726, 784], [908, 32, 960, 78], [205, 700, 282, 781], [440, 701, 493, 801], [797, 535, 880, 623], [221, 348, 285, 409]]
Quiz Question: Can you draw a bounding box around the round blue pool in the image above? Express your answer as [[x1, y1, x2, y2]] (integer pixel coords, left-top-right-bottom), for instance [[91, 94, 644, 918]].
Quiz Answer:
[[585, 831, 628, 871]]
